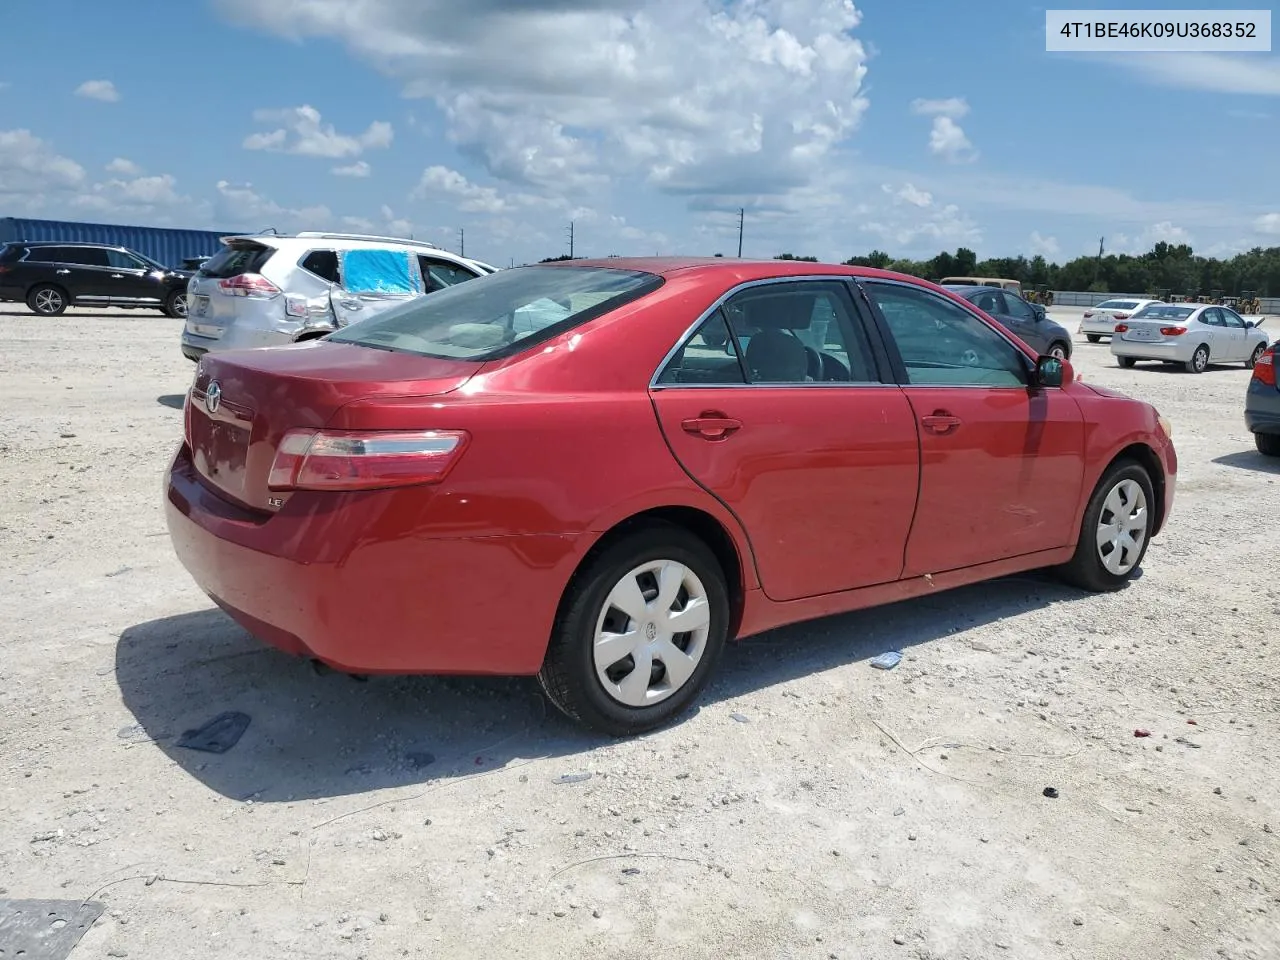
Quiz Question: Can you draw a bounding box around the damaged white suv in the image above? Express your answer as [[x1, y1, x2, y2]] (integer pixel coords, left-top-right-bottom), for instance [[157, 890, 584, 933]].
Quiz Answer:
[[180, 231, 495, 361]]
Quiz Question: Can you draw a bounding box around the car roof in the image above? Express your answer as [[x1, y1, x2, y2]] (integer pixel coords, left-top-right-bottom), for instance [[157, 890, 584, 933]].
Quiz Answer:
[[13, 240, 127, 249], [539, 256, 926, 286]]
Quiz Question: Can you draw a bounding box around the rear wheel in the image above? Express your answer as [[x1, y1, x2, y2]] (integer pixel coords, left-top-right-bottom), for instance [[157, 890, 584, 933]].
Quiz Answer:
[[27, 284, 67, 316], [164, 290, 188, 319], [1058, 461, 1155, 592], [538, 522, 730, 736], [1117, 356, 1137, 368], [1048, 341, 1069, 360], [1247, 343, 1266, 368], [1256, 432, 1280, 457], [1185, 344, 1210, 373], [1086, 334, 1101, 343]]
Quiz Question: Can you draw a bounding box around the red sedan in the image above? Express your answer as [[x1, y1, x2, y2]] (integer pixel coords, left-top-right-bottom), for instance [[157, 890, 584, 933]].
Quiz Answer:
[[166, 258, 1177, 735]]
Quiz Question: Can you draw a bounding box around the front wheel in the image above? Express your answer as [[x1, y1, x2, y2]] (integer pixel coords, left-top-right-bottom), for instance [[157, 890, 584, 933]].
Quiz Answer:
[[1057, 462, 1155, 592], [164, 290, 188, 319], [1256, 432, 1280, 457], [1048, 341, 1069, 360], [1185, 344, 1209, 373], [538, 523, 730, 736], [1246, 343, 1266, 368]]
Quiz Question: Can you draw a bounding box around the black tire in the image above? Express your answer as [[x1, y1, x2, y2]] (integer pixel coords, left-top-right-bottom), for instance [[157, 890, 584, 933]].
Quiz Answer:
[[1057, 461, 1156, 593], [1117, 356, 1137, 368], [1256, 432, 1280, 457], [1086, 334, 1101, 343], [538, 522, 730, 736], [164, 289, 188, 319], [27, 284, 68, 316], [1184, 344, 1209, 373], [1246, 343, 1266, 368], [1048, 340, 1070, 360]]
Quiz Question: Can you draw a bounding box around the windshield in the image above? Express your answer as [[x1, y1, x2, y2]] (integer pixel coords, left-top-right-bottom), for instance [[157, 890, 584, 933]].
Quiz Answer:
[[327, 265, 663, 360], [1133, 304, 1195, 320], [1097, 300, 1139, 310]]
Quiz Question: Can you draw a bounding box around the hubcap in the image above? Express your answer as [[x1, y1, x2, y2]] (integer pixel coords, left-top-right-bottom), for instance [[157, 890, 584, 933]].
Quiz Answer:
[[173, 294, 188, 317], [1195, 349, 1208, 371], [1095, 478, 1148, 576], [593, 559, 711, 708], [35, 290, 62, 313], [1050, 344, 1067, 359]]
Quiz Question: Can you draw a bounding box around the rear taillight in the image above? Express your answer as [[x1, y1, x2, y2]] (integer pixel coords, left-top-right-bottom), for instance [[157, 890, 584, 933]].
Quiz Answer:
[[1113, 313, 1129, 321], [1114, 323, 1128, 333], [183, 392, 193, 448], [1159, 326, 1187, 336], [267, 429, 469, 492], [0, 265, 11, 275], [1253, 345, 1277, 387], [218, 273, 281, 299]]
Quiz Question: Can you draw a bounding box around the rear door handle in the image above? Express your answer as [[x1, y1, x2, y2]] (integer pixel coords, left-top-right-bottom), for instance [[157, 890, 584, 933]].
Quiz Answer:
[[681, 414, 742, 440], [921, 412, 962, 434], [56, 269, 71, 275], [338, 299, 363, 310], [111, 274, 125, 279]]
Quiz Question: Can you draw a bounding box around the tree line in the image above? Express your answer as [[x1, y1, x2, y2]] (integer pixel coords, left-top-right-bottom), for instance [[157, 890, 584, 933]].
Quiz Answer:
[[782, 243, 1280, 297]]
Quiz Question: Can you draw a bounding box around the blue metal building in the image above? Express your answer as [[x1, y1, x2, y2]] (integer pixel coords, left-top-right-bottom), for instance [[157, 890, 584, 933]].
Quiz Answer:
[[0, 217, 245, 269]]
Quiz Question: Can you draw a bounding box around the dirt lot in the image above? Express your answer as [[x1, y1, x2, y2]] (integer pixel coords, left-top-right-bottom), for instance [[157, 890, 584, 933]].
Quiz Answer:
[[2, 304, 1278, 960]]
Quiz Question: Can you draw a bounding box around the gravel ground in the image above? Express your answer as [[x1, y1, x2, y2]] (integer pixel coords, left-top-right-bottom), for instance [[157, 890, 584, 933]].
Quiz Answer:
[[1, 304, 1278, 960]]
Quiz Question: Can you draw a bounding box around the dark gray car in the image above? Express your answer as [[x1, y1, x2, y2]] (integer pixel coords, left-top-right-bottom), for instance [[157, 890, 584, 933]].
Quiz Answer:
[[1245, 341, 1280, 456], [946, 284, 1073, 359]]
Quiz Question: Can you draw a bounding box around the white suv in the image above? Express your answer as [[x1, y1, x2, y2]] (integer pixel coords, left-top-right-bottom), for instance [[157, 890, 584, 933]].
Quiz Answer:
[[180, 232, 495, 361]]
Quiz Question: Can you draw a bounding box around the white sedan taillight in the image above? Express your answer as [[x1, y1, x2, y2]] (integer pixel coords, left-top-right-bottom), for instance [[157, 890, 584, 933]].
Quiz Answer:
[[267, 429, 470, 491]]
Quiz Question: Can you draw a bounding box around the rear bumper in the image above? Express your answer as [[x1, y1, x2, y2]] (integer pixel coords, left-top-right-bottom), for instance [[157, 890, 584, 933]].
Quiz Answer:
[[164, 444, 582, 675], [1079, 318, 1119, 335], [1110, 339, 1192, 362], [1245, 381, 1280, 434]]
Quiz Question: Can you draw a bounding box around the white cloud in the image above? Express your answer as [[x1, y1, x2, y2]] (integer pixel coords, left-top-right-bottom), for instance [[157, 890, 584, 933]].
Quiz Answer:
[[1108, 221, 1193, 255], [1255, 213, 1280, 235], [214, 179, 334, 230], [332, 160, 371, 178], [886, 182, 932, 208], [411, 164, 556, 215], [244, 105, 394, 158], [105, 157, 142, 176], [74, 80, 120, 102], [215, 0, 870, 209], [0, 129, 87, 202], [867, 180, 980, 249], [910, 97, 969, 119], [1029, 231, 1060, 257], [1113, 53, 1280, 95], [927, 117, 976, 163]]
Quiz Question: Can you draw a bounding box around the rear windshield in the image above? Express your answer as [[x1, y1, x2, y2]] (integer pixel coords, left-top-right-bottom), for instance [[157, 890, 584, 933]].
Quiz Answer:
[[1133, 304, 1195, 320], [327, 265, 663, 360], [1097, 300, 1139, 310], [199, 241, 274, 278]]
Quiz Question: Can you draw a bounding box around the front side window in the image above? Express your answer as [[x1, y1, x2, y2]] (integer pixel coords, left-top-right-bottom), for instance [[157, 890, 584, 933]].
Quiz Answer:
[[420, 257, 479, 291], [865, 281, 1029, 387], [327, 265, 662, 360], [1221, 308, 1245, 328], [1002, 293, 1037, 321], [106, 249, 146, 270]]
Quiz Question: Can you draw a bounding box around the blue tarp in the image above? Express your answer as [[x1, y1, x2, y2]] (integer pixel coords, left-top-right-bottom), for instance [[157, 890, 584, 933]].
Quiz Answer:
[[340, 249, 421, 294]]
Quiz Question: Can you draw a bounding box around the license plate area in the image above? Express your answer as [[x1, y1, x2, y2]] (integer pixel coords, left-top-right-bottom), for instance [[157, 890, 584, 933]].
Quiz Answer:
[[189, 390, 255, 502]]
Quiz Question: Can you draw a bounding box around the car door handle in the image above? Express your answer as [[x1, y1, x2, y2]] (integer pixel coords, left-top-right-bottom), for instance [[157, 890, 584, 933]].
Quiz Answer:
[[56, 269, 71, 275], [921, 412, 962, 434], [111, 274, 125, 279], [681, 414, 742, 440], [338, 299, 363, 310]]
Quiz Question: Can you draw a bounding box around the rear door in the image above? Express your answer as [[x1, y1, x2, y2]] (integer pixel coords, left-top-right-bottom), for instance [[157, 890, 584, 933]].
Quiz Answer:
[[650, 279, 921, 602], [30, 246, 104, 303], [331, 248, 423, 327], [860, 279, 1085, 576]]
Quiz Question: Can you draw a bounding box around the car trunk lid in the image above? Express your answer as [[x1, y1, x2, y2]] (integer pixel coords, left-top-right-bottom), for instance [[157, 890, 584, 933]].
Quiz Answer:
[[187, 342, 481, 512]]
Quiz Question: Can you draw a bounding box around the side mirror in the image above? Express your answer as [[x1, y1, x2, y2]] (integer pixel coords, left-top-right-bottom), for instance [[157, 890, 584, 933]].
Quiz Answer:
[[1246, 320, 1257, 328], [1036, 355, 1065, 387], [1032, 305, 1047, 321]]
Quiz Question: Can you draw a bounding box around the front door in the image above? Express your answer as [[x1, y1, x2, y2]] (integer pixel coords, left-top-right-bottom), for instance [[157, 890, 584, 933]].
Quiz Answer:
[[860, 280, 1085, 576], [650, 279, 921, 602], [104, 248, 165, 305], [1217, 307, 1248, 361]]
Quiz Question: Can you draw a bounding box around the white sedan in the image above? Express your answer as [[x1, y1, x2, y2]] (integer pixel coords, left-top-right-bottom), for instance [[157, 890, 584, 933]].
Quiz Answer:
[[1111, 302, 1269, 373], [1079, 298, 1163, 341]]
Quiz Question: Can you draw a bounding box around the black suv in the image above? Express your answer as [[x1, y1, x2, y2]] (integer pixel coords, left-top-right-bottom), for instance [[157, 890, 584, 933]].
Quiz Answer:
[[0, 241, 195, 318]]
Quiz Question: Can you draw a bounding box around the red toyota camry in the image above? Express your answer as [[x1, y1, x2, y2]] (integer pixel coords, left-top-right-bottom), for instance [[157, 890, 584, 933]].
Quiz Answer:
[[166, 258, 1177, 735]]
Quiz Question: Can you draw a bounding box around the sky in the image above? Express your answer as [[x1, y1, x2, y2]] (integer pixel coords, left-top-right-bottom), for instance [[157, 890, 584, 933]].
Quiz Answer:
[[0, 0, 1277, 267]]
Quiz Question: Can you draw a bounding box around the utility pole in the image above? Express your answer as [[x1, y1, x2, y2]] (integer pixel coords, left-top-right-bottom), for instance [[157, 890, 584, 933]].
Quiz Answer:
[[737, 208, 744, 258], [567, 221, 575, 258], [458, 227, 465, 258]]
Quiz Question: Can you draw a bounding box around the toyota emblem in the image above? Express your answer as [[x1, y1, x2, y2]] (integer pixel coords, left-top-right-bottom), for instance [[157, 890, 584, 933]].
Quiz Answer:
[[205, 380, 222, 414]]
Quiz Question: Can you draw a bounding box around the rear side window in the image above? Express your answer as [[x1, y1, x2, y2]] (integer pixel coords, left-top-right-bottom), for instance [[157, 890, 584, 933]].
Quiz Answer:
[[300, 250, 340, 283], [0, 244, 21, 263], [201, 242, 274, 278], [62, 247, 110, 266], [25, 246, 78, 264], [327, 265, 662, 360]]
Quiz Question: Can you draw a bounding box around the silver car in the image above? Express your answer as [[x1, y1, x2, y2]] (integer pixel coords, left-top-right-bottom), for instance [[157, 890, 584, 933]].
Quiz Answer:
[[181, 232, 492, 361]]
